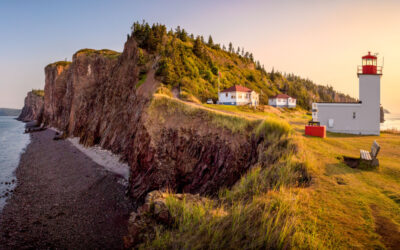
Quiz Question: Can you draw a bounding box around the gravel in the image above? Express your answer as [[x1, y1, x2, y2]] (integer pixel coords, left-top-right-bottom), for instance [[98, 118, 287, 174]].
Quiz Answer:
[[0, 128, 133, 249]]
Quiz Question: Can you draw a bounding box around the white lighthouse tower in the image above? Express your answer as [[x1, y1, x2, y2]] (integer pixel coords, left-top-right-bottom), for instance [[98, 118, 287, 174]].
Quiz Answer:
[[312, 52, 382, 135], [358, 52, 382, 135]]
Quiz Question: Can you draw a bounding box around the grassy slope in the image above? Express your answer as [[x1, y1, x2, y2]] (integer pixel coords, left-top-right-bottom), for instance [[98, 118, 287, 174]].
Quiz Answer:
[[146, 102, 400, 249], [131, 22, 356, 110], [210, 105, 400, 248]]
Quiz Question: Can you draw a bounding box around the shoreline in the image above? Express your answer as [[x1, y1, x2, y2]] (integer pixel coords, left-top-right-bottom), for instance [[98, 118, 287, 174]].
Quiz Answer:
[[0, 127, 133, 248]]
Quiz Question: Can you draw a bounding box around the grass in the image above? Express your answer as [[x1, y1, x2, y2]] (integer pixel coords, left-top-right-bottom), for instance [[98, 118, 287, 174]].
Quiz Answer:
[[144, 100, 400, 249], [149, 95, 259, 134], [142, 98, 317, 249], [46, 61, 72, 68], [136, 73, 147, 88], [75, 48, 121, 59], [31, 89, 44, 97]]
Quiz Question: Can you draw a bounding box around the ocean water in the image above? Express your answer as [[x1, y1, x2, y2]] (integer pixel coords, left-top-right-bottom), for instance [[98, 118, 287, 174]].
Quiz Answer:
[[381, 113, 400, 131], [0, 116, 30, 211]]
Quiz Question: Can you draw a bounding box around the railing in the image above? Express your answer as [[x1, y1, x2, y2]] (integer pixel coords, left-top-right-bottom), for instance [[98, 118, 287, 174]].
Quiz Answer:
[[377, 66, 383, 74], [357, 66, 383, 74]]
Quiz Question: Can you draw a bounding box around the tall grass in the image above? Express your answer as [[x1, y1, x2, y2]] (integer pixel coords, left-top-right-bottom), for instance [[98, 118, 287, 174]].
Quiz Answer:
[[142, 95, 315, 249], [150, 95, 258, 134], [254, 117, 292, 140]]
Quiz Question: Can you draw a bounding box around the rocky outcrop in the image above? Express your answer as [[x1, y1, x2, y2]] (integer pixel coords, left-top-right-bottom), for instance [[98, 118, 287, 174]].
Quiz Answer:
[[18, 91, 44, 122]]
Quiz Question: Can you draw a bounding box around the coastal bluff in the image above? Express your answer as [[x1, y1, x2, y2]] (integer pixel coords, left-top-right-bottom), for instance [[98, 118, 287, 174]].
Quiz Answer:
[[19, 35, 293, 205], [18, 90, 44, 122]]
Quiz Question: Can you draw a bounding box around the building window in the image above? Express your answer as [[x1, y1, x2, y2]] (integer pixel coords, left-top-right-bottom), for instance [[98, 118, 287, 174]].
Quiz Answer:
[[225, 93, 228, 97], [353, 112, 356, 119], [231, 95, 235, 99]]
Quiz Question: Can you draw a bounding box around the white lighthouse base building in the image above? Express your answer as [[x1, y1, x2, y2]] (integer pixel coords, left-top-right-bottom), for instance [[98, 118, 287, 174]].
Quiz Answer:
[[312, 53, 382, 135]]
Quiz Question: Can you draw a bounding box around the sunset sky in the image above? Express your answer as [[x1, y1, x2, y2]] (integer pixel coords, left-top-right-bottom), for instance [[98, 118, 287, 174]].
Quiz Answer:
[[0, 0, 399, 112]]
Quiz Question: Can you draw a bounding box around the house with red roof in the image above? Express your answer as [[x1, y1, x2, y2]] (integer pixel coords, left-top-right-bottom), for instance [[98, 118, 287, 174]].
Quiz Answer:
[[218, 85, 259, 106], [268, 94, 296, 108]]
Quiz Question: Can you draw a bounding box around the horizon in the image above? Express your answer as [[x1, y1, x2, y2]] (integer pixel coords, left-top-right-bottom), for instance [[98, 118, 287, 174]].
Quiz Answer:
[[1, 0, 399, 112]]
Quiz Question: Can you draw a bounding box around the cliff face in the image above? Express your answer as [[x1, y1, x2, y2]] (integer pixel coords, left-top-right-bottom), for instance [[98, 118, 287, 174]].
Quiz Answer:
[[39, 36, 290, 204], [18, 91, 44, 122]]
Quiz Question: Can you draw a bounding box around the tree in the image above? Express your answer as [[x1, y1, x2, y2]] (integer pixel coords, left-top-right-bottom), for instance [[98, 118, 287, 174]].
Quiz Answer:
[[270, 67, 275, 82], [249, 53, 254, 62], [193, 36, 203, 57], [236, 46, 241, 55], [222, 45, 226, 51], [241, 47, 245, 57], [228, 42, 233, 53], [179, 28, 188, 42], [208, 35, 214, 47]]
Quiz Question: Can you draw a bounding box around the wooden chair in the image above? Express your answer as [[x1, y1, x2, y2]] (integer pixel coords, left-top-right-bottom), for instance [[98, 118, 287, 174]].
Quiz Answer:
[[360, 141, 380, 167]]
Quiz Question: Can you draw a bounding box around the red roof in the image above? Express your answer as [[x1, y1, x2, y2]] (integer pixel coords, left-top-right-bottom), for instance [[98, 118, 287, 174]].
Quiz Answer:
[[221, 85, 252, 93], [362, 51, 377, 59], [270, 94, 295, 99]]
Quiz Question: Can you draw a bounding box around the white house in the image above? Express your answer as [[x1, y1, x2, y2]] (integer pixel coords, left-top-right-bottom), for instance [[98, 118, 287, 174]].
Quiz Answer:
[[268, 94, 296, 108], [218, 85, 259, 106], [312, 52, 382, 135]]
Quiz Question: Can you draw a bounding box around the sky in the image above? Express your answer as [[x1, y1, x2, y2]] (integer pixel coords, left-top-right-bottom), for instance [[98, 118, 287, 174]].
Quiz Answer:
[[0, 0, 399, 112]]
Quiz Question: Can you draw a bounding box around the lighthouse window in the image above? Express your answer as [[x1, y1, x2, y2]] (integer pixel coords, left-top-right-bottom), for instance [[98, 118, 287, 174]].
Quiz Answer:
[[373, 59, 377, 66], [353, 112, 356, 119], [363, 59, 366, 65]]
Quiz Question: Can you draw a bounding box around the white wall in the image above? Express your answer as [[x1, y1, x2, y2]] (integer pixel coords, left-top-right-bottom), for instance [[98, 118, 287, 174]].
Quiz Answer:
[[313, 74, 381, 135], [219, 91, 259, 106], [269, 98, 296, 108], [359, 75, 381, 134], [315, 103, 364, 134]]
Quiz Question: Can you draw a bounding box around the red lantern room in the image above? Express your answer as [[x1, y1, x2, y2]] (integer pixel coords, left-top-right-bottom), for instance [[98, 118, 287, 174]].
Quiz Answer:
[[358, 51, 382, 75]]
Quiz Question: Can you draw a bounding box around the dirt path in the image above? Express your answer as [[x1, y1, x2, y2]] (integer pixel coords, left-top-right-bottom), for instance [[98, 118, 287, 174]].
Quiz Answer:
[[370, 204, 400, 249], [0, 129, 133, 249]]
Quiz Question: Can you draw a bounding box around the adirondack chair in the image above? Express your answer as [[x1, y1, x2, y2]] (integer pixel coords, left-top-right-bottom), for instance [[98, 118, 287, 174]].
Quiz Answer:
[[360, 140, 380, 167]]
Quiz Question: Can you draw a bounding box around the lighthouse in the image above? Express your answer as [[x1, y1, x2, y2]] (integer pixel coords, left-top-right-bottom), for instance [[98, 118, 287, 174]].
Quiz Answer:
[[312, 52, 382, 135]]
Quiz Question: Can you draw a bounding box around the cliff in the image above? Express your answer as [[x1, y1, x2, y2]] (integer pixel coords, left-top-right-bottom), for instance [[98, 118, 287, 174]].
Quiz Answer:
[[39, 34, 301, 204], [18, 91, 44, 122]]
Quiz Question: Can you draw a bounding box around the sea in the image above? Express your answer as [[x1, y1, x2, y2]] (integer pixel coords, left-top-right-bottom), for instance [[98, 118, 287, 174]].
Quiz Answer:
[[381, 113, 400, 131], [0, 116, 30, 211]]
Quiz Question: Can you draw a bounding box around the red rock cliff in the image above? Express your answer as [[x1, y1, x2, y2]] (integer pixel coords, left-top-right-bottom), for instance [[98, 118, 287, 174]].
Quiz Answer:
[[41, 37, 286, 204], [18, 91, 44, 122]]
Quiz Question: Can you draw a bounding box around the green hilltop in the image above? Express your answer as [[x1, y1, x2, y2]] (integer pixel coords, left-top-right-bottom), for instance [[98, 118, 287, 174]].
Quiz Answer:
[[130, 21, 355, 109]]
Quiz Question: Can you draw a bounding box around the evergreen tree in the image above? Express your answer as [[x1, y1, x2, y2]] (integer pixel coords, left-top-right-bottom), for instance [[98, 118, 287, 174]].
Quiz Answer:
[[175, 26, 181, 35], [241, 47, 245, 57], [193, 36, 203, 58], [208, 35, 214, 46], [222, 45, 226, 51], [228, 42, 233, 53], [179, 28, 188, 42], [249, 53, 254, 62], [236, 46, 241, 55], [270, 67, 275, 81]]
